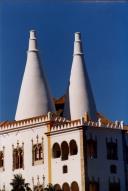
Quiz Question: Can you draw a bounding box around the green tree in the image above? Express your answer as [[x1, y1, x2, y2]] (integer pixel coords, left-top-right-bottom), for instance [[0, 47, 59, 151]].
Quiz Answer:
[[10, 174, 32, 191]]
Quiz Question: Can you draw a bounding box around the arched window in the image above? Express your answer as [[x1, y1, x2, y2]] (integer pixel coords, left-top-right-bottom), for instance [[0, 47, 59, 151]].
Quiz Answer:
[[14, 149, 19, 169], [52, 143, 61, 158], [69, 140, 78, 155], [19, 148, 23, 168], [54, 184, 61, 191], [87, 139, 97, 159], [71, 181, 79, 191], [33, 144, 43, 161], [39, 145, 43, 160], [62, 183, 70, 191], [13, 147, 23, 170], [61, 141, 69, 161], [34, 146, 39, 161], [32, 142, 44, 166], [0, 151, 3, 168]]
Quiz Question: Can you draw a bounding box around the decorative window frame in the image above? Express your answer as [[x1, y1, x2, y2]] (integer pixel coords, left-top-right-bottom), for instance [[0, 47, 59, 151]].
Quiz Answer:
[[87, 137, 97, 159], [0, 146, 5, 172], [32, 135, 44, 166], [106, 138, 118, 160], [12, 141, 24, 171]]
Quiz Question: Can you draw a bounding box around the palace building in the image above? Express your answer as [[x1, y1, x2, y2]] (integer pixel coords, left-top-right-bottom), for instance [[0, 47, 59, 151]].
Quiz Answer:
[[0, 30, 128, 191]]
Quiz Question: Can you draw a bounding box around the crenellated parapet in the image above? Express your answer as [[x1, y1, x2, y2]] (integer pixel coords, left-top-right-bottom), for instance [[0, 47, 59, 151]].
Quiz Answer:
[[0, 111, 126, 133], [0, 112, 69, 133], [50, 113, 125, 133], [0, 114, 50, 132], [86, 118, 124, 130], [51, 118, 82, 132]]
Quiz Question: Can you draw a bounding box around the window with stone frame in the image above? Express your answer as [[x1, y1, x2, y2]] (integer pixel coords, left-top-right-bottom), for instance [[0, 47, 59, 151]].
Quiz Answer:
[[110, 164, 117, 174], [106, 140, 118, 160], [33, 144, 43, 161], [87, 139, 97, 159], [32, 136, 44, 165], [32, 142, 44, 166], [13, 147, 24, 170], [0, 151, 4, 168]]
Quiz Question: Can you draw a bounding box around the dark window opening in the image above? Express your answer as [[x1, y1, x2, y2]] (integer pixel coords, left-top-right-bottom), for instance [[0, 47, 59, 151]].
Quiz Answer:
[[87, 139, 97, 159], [110, 165, 117, 174], [71, 181, 79, 191], [52, 143, 61, 158], [63, 165, 68, 173], [70, 140, 78, 155], [33, 144, 43, 161], [13, 148, 23, 170], [107, 142, 118, 160], [61, 141, 69, 161], [62, 183, 70, 191], [0, 151, 3, 168], [54, 184, 61, 191]]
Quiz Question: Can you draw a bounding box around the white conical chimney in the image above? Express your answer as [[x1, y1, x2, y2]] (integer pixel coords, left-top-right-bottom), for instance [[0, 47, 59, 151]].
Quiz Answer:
[[64, 32, 97, 121], [15, 30, 55, 120]]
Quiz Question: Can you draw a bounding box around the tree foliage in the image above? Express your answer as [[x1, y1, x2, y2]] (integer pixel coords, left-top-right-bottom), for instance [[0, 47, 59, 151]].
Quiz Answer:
[[10, 174, 32, 191]]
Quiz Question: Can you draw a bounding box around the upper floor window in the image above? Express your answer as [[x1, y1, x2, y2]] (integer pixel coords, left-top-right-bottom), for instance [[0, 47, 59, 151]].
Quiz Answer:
[[87, 139, 97, 159], [0, 151, 4, 168], [110, 164, 117, 174], [69, 140, 78, 155], [52, 139, 78, 161], [33, 144, 43, 161], [106, 141, 118, 160], [61, 141, 69, 161], [13, 147, 23, 170], [52, 143, 61, 158], [32, 136, 44, 166]]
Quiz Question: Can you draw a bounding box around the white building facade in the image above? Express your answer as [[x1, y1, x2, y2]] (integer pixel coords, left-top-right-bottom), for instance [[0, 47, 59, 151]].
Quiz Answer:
[[0, 30, 128, 191]]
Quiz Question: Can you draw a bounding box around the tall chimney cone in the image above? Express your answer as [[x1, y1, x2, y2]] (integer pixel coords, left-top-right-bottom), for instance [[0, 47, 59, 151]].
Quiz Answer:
[[64, 32, 97, 121], [15, 30, 55, 120]]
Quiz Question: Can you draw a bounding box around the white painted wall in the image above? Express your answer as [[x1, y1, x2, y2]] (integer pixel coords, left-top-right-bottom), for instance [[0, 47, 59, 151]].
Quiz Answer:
[[0, 124, 48, 191], [51, 129, 82, 190], [86, 127, 126, 191]]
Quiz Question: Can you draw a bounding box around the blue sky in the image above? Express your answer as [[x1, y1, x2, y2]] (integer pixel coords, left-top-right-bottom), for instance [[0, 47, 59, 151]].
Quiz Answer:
[[0, 1, 128, 123]]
